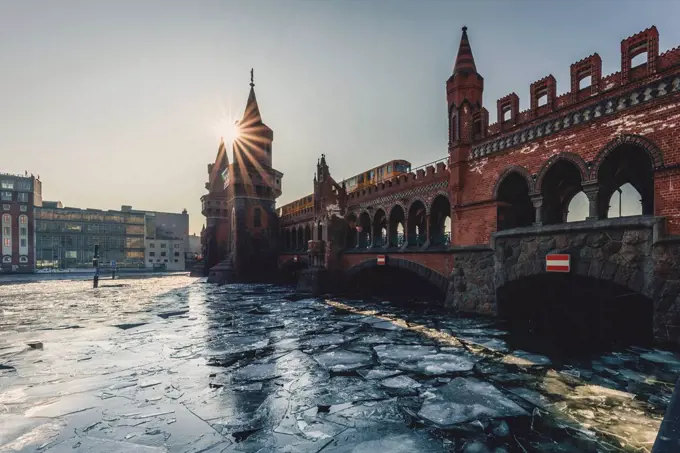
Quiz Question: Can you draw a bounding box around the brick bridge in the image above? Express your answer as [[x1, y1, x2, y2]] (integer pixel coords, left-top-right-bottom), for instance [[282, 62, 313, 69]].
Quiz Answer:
[[230, 26, 680, 345]]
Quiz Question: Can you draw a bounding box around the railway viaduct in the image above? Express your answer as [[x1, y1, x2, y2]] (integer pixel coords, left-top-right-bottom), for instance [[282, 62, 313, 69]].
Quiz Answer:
[[275, 26, 680, 345]]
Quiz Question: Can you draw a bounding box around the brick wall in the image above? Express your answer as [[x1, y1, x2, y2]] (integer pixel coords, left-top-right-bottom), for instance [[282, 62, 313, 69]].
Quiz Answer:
[[341, 252, 454, 277]]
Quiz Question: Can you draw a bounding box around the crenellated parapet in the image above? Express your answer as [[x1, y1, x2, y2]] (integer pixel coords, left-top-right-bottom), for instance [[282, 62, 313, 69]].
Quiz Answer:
[[470, 26, 680, 160], [471, 27, 680, 158]]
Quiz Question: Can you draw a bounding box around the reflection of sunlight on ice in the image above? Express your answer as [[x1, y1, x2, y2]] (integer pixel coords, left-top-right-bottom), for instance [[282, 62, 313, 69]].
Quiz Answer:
[[324, 298, 664, 452]]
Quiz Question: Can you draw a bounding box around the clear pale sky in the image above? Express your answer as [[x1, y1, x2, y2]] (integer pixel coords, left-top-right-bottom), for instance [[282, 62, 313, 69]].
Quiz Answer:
[[1, 0, 678, 234]]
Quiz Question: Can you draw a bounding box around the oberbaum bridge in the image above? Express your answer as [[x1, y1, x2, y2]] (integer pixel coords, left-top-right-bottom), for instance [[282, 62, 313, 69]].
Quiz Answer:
[[200, 26, 680, 349]]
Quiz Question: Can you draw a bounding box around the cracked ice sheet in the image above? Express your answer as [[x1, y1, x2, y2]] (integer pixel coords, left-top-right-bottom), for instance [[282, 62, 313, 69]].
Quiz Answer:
[[312, 350, 373, 372], [319, 426, 447, 453], [417, 377, 528, 428]]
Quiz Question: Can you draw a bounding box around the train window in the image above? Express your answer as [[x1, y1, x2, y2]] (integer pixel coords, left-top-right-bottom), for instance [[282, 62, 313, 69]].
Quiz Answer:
[[358, 174, 364, 183], [370, 170, 375, 180], [387, 164, 392, 173]]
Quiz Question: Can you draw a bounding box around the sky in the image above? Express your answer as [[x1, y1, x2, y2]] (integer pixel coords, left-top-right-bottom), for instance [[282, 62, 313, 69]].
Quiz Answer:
[[1, 0, 678, 234]]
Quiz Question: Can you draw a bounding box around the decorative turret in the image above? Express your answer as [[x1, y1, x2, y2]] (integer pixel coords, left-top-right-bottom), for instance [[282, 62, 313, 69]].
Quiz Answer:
[[447, 27, 487, 147]]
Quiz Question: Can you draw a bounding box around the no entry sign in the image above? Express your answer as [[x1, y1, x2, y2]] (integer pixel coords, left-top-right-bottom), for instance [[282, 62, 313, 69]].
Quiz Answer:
[[546, 254, 570, 273], [377, 255, 386, 266]]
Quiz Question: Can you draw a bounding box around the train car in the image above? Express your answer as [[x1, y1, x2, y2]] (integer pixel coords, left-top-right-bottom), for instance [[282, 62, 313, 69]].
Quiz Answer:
[[279, 194, 315, 217], [341, 159, 411, 193]]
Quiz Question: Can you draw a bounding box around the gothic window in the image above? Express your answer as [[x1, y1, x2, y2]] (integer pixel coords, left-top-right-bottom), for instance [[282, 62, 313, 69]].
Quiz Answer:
[[254, 208, 262, 228], [450, 112, 458, 142]]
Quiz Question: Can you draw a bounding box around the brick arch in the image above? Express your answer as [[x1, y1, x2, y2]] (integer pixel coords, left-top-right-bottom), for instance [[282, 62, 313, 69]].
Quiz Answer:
[[387, 202, 407, 219], [346, 257, 449, 295], [492, 165, 535, 199], [493, 235, 654, 301], [589, 134, 664, 181], [534, 152, 590, 193], [406, 197, 429, 216], [358, 209, 373, 223]]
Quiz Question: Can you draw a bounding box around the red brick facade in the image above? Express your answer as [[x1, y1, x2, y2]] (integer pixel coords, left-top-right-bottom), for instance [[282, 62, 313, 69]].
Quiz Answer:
[[449, 26, 680, 246]]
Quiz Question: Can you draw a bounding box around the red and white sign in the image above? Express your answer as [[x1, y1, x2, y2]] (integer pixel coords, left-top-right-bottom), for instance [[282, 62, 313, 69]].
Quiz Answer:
[[377, 255, 386, 266], [546, 254, 570, 273]]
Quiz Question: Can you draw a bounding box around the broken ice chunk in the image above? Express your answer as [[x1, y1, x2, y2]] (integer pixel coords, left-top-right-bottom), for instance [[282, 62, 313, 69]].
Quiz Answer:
[[417, 377, 528, 428], [313, 350, 373, 372]]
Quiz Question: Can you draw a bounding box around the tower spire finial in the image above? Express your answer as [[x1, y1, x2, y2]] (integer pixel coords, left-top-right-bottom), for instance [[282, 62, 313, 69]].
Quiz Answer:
[[453, 26, 476, 76], [250, 68, 254, 87]]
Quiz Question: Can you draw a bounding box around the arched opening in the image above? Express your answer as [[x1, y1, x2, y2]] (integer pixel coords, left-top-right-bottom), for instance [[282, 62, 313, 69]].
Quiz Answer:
[[388, 205, 405, 248], [372, 209, 387, 247], [497, 273, 653, 355], [290, 228, 297, 251], [304, 225, 311, 250], [540, 160, 584, 225], [284, 229, 290, 250], [429, 195, 451, 247], [345, 214, 357, 249], [407, 201, 426, 247], [566, 191, 588, 222], [317, 221, 323, 241], [608, 183, 643, 218], [347, 265, 445, 303], [358, 212, 371, 248], [496, 172, 534, 230], [596, 144, 653, 219], [579, 75, 592, 90], [253, 208, 262, 227], [296, 228, 304, 251]]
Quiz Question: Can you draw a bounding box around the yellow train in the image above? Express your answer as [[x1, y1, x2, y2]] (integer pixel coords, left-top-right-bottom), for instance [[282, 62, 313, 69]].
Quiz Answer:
[[277, 159, 412, 216], [279, 194, 314, 217], [341, 159, 411, 193]]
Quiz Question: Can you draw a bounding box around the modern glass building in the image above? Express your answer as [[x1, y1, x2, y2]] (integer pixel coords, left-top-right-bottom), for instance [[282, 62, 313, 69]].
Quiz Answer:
[[35, 204, 145, 269]]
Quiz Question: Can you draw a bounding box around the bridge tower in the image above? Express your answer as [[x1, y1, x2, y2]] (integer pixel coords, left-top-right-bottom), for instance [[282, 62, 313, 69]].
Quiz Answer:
[[203, 71, 284, 283], [447, 27, 489, 240]]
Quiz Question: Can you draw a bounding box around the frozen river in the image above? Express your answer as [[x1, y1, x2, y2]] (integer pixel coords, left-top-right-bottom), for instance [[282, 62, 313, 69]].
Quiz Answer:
[[0, 275, 678, 452]]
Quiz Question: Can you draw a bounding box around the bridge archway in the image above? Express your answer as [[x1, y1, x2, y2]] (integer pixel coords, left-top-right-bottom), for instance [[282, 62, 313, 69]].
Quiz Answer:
[[407, 199, 427, 247], [495, 167, 535, 230], [346, 257, 449, 302], [429, 194, 452, 246], [537, 156, 587, 225], [388, 204, 405, 247], [497, 273, 653, 354], [594, 138, 656, 219], [372, 209, 387, 247]]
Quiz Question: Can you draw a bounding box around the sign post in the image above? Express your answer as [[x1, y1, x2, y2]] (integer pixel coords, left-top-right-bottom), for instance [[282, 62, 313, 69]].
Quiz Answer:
[[93, 244, 100, 288], [111, 260, 117, 280], [546, 254, 570, 273]]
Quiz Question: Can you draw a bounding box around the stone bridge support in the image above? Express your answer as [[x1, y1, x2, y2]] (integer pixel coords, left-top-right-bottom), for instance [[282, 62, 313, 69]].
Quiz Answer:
[[446, 216, 680, 344]]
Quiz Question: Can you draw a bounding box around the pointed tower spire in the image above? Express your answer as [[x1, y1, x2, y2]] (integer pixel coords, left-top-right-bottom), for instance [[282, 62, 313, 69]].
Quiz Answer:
[[453, 26, 477, 76], [242, 68, 262, 125]]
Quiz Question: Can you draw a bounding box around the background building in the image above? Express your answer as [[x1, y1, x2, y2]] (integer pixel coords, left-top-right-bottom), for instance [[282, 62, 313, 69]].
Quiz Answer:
[[0, 172, 42, 273], [125, 206, 190, 271], [35, 204, 145, 269]]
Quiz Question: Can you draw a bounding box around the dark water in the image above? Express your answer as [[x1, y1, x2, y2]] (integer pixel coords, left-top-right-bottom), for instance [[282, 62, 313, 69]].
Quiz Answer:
[[0, 275, 677, 452]]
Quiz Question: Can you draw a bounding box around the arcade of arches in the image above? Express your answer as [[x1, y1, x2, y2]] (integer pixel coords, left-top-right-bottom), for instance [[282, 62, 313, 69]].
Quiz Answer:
[[495, 142, 649, 231], [280, 195, 452, 252]]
